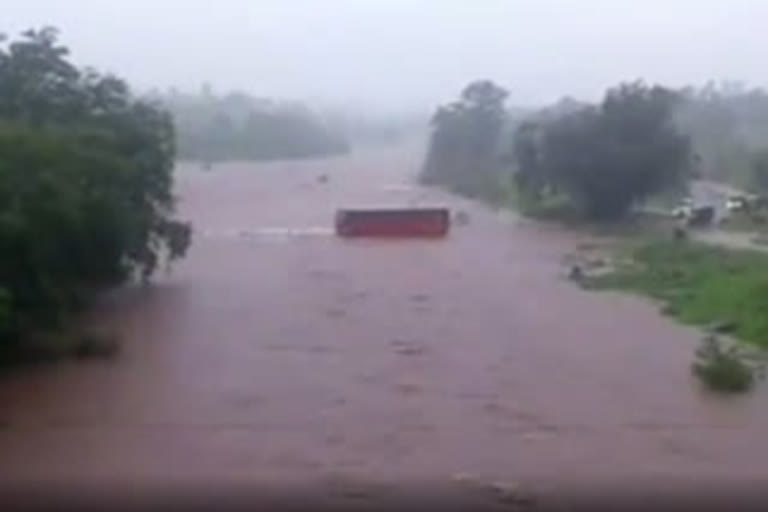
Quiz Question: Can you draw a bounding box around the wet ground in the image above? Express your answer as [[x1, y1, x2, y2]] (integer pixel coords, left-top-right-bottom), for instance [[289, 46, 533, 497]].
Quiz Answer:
[[1, 141, 767, 507]]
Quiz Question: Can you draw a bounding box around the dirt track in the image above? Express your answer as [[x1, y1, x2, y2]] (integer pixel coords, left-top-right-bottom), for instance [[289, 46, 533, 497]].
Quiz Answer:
[[1, 141, 767, 505]]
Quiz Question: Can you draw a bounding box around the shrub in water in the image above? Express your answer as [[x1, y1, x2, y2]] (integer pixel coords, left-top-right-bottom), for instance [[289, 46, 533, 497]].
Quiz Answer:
[[692, 336, 759, 393]]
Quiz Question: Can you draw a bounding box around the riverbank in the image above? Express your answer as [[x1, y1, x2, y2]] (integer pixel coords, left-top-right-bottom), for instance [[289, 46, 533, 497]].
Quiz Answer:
[[583, 240, 768, 348]]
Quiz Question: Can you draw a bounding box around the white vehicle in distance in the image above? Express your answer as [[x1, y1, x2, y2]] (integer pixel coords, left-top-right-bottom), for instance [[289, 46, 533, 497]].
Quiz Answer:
[[725, 194, 750, 213], [671, 197, 694, 219]]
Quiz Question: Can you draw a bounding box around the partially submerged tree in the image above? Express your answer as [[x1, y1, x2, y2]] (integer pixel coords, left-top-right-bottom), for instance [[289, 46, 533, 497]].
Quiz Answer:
[[0, 28, 191, 349]]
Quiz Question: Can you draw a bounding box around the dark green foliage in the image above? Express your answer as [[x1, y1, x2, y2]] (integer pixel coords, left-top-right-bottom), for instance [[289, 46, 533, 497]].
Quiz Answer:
[[514, 82, 692, 221], [421, 80, 512, 201], [692, 336, 758, 393], [0, 27, 191, 353], [0, 288, 11, 339], [156, 90, 349, 162]]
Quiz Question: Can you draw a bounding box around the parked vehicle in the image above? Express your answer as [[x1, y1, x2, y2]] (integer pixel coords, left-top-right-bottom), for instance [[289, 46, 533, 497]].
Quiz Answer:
[[687, 206, 715, 227], [672, 198, 694, 219], [725, 195, 750, 213], [671, 198, 714, 227]]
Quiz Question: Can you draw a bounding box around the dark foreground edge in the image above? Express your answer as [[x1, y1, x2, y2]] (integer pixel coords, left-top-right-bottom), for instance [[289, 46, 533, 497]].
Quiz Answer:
[[1, 478, 767, 512]]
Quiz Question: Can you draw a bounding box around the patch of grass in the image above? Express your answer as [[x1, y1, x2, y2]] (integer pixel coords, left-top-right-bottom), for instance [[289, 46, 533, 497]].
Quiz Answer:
[[692, 336, 762, 393], [719, 211, 768, 234], [588, 240, 768, 348], [579, 212, 678, 239], [517, 193, 578, 221], [443, 173, 517, 209], [525, 199, 679, 240]]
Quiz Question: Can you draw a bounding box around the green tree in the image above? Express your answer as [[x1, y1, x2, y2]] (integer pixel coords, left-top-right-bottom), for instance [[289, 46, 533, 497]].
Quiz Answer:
[[511, 120, 546, 200], [0, 27, 191, 350], [421, 80, 510, 200], [514, 82, 691, 220], [674, 82, 768, 185], [750, 149, 768, 193]]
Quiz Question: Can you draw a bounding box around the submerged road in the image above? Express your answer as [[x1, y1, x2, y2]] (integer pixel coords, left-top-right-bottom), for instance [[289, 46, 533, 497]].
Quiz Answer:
[[0, 141, 767, 505]]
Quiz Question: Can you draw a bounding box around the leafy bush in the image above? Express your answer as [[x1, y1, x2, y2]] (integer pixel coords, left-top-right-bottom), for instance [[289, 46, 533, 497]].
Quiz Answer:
[[692, 336, 760, 392]]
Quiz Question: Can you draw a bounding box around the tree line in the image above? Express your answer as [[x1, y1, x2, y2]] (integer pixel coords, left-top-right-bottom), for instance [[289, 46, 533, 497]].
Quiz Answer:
[[156, 89, 350, 163], [0, 28, 191, 359], [675, 82, 768, 190], [423, 79, 768, 221], [322, 110, 429, 146]]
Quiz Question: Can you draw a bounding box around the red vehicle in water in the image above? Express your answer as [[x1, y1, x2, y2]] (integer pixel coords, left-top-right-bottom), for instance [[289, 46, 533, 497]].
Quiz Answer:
[[335, 207, 450, 238]]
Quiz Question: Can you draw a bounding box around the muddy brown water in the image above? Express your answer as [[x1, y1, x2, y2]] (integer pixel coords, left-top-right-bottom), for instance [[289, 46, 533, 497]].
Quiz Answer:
[[1, 141, 767, 506]]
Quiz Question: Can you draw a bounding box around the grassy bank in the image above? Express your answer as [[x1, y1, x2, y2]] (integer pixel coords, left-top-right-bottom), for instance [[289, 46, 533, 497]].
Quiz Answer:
[[585, 240, 768, 348]]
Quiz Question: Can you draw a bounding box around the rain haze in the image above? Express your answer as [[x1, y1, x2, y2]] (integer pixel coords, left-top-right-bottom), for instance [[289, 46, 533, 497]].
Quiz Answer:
[[5, 0, 768, 111], [5, 1, 768, 510]]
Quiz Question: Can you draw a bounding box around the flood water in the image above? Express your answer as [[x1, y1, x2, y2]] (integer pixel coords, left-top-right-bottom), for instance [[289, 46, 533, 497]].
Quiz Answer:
[[1, 141, 767, 503]]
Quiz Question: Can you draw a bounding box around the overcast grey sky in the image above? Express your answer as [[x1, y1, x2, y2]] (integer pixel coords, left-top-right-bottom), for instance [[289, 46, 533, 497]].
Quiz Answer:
[[5, 0, 768, 113]]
